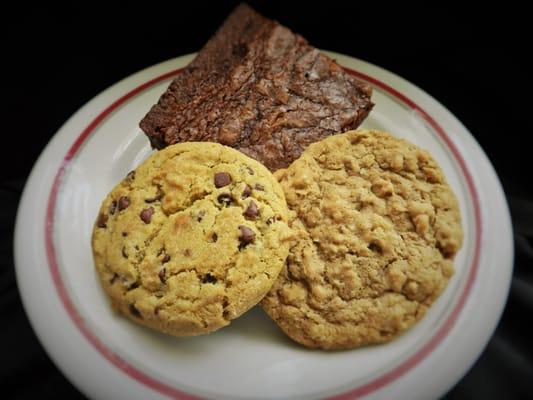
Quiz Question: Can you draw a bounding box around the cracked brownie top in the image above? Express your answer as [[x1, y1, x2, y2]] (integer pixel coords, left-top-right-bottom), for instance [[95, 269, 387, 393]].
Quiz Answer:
[[140, 4, 373, 171]]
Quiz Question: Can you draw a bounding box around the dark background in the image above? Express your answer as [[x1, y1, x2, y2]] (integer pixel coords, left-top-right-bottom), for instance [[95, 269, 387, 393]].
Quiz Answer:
[[2, 1, 532, 398]]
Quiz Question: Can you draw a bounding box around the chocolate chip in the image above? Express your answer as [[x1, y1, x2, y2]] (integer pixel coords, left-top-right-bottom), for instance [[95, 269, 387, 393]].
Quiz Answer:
[[154, 306, 161, 316], [183, 249, 192, 257], [197, 210, 205, 222], [140, 207, 154, 224], [118, 196, 130, 211], [238, 225, 255, 249], [96, 213, 108, 228], [126, 170, 135, 181], [158, 268, 166, 283], [243, 201, 259, 220], [162, 254, 170, 264], [145, 194, 162, 203], [129, 304, 142, 318], [122, 232, 128, 237], [109, 201, 117, 215], [254, 183, 265, 191], [127, 281, 140, 290], [368, 242, 382, 254], [202, 273, 217, 284], [242, 185, 252, 199], [222, 298, 230, 318], [214, 172, 232, 188], [217, 193, 233, 206], [211, 232, 218, 242], [121, 246, 128, 258]]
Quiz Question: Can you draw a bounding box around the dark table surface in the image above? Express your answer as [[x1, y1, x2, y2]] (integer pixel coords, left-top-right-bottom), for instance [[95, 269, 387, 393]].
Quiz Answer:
[[2, 2, 532, 398]]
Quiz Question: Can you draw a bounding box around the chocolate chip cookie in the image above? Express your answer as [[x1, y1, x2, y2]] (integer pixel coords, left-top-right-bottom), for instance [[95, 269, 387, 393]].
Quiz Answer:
[[92, 142, 291, 336], [261, 130, 463, 350]]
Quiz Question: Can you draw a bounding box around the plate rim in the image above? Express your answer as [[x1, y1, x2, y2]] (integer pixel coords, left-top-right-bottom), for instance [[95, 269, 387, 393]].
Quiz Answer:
[[14, 52, 513, 400]]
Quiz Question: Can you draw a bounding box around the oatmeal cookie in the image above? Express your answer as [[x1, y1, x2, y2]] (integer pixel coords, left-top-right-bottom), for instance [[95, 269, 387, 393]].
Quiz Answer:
[[262, 130, 463, 349]]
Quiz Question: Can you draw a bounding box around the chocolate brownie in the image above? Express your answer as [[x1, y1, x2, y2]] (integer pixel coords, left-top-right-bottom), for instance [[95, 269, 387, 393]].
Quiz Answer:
[[140, 4, 373, 171]]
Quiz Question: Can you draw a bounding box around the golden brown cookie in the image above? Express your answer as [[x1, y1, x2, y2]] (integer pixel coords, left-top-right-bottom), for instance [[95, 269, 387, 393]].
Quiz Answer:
[[92, 142, 291, 336], [261, 130, 463, 350]]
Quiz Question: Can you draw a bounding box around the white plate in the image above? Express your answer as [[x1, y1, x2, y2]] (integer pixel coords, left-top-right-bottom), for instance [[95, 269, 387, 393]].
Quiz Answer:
[[14, 52, 513, 400]]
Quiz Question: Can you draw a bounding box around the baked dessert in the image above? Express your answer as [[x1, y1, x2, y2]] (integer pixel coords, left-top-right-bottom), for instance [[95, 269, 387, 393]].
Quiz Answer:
[[140, 4, 373, 171], [92, 142, 291, 336], [262, 130, 463, 349]]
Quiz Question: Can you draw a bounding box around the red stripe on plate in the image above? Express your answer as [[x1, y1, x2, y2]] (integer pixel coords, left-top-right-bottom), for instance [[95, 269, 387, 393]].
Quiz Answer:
[[326, 68, 483, 399], [44, 65, 482, 400], [45, 68, 199, 400]]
